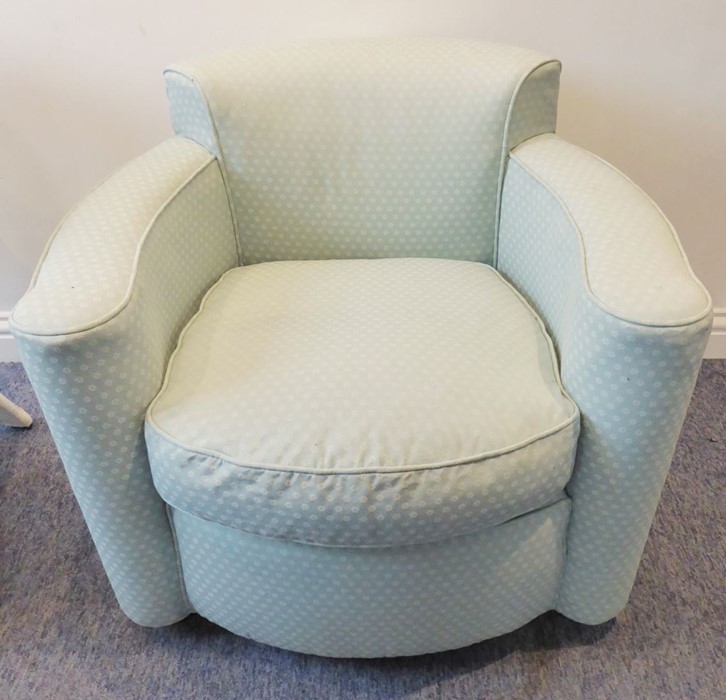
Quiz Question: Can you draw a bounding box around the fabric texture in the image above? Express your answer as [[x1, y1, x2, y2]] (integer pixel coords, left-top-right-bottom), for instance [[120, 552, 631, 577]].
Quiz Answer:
[[172, 499, 570, 657], [8, 40, 714, 657], [164, 72, 220, 158], [10, 137, 239, 625], [146, 258, 578, 547], [497, 134, 712, 624], [500, 135, 709, 323], [11, 139, 231, 336], [165, 39, 560, 265], [3, 361, 725, 697]]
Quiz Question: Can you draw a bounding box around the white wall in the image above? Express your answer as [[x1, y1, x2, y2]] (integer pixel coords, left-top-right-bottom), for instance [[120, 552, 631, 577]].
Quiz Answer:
[[2, 1, 725, 358]]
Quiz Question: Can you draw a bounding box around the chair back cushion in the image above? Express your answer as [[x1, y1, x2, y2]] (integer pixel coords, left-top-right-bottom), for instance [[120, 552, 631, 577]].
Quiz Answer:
[[165, 39, 560, 264]]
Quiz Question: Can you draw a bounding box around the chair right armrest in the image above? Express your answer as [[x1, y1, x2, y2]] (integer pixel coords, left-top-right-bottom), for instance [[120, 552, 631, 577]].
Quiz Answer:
[[497, 134, 712, 624]]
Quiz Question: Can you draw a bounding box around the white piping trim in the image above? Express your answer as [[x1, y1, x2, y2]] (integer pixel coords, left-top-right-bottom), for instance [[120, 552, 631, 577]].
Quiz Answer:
[[167, 494, 571, 550], [10, 144, 216, 338], [493, 59, 562, 266], [168, 49, 560, 269], [164, 68, 244, 266], [148, 409, 578, 475], [146, 260, 579, 476], [508, 139, 712, 329]]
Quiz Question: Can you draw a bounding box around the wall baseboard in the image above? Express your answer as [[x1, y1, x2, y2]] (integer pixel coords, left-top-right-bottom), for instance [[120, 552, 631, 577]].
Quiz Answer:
[[2, 308, 726, 363], [0, 311, 20, 362], [705, 307, 726, 359]]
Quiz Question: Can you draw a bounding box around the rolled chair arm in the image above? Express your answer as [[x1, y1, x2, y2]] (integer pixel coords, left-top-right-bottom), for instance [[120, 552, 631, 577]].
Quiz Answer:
[[10, 137, 239, 625], [497, 134, 712, 623]]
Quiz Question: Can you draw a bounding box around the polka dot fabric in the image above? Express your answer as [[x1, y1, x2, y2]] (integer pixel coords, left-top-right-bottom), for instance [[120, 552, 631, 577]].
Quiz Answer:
[[164, 72, 220, 158], [503, 61, 560, 152], [503, 135, 710, 323], [164, 39, 561, 265], [146, 259, 578, 546], [8, 41, 713, 655], [11, 139, 227, 336], [10, 137, 239, 625], [172, 499, 570, 657], [497, 136, 712, 624]]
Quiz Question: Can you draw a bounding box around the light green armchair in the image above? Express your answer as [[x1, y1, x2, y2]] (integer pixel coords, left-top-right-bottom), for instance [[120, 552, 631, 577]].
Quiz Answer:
[[11, 39, 711, 657]]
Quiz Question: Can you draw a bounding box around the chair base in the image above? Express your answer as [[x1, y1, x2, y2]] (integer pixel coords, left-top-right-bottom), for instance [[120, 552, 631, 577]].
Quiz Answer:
[[171, 499, 570, 657]]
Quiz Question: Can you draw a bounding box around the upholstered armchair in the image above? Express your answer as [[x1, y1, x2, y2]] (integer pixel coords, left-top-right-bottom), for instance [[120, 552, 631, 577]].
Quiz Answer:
[[11, 40, 711, 657]]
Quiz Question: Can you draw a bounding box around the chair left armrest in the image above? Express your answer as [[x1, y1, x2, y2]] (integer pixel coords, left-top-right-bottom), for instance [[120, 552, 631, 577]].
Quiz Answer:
[[10, 137, 239, 625]]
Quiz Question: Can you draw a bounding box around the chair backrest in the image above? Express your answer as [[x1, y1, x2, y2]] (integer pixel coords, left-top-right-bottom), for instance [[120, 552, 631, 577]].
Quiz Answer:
[[165, 39, 560, 265]]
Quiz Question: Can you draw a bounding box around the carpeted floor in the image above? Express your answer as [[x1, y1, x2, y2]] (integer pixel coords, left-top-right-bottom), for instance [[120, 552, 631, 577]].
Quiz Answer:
[[0, 361, 724, 700]]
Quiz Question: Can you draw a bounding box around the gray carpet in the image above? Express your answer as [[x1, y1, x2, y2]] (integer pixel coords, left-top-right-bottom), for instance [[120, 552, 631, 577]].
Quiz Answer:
[[1, 360, 724, 700]]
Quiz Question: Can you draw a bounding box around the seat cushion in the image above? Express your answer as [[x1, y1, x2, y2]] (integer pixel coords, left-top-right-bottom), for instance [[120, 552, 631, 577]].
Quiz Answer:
[[145, 258, 579, 546]]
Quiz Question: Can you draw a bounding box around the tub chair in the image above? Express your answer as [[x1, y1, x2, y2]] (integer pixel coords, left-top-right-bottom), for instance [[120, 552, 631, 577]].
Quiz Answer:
[[10, 39, 712, 657]]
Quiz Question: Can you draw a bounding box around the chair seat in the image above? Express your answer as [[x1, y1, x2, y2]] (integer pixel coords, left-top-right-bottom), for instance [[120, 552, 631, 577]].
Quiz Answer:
[[145, 258, 579, 547]]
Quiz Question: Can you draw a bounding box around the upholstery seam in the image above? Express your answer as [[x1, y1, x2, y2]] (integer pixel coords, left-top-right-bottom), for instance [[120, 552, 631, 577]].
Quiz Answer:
[[164, 68, 244, 266], [10, 147, 218, 338], [508, 147, 713, 328], [553, 496, 573, 610], [165, 495, 572, 550], [165, 503, 193, 612], [145, 260, 579, 476], [490, 264, 579, 419], [493, 59, 562, 267], [147, 415, 577, 475]]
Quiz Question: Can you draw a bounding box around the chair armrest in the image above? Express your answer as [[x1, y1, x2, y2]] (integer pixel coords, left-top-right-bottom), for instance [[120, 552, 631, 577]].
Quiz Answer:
[[10, 137, 238, 625], [497, 134, 712, 624]]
